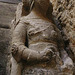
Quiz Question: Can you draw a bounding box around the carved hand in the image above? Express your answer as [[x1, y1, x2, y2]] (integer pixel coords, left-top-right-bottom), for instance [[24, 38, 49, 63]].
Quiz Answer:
[[11, 44, 18, 55], [39, 48, 53, 62], [11, 44, 23, 62]]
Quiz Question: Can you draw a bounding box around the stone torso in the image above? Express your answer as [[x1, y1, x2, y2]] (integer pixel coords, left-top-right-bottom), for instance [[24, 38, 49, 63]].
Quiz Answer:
[[19, 13, 64, 74], [20, 12, 62, 52]]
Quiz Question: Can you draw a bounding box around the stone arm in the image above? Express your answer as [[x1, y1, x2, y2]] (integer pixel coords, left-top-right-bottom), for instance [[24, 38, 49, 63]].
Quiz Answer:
[[11, 21, 51, 62]]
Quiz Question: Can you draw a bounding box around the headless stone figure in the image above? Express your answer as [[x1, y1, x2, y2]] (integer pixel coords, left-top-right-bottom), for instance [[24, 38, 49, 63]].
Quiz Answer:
[[11, 0, 74, 75]]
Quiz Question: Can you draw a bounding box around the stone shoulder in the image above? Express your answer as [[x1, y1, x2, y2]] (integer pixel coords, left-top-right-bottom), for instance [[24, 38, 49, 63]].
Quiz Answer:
[[19, 16, 29, 24]]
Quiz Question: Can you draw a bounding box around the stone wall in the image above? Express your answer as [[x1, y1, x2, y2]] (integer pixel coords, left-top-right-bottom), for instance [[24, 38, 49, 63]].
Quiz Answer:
[[50, 0, 75, 73], [0, 2, 17, 75], [50, 0, 75, 58], [0, 0, 20, 3]]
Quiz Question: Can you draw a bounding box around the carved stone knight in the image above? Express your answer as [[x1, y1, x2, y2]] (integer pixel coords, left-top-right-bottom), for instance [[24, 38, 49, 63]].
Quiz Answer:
[[10, 0, 74, 75]]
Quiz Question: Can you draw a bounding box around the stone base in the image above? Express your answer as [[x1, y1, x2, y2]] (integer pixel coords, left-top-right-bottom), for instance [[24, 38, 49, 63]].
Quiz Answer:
[[22, 61, 73, 75], [22, 67, 73, 75]]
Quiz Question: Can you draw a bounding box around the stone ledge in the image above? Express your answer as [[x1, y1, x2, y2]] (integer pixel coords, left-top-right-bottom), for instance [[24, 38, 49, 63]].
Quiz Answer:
[[0, 0, 21, 4], [0, 2, 17, 29]]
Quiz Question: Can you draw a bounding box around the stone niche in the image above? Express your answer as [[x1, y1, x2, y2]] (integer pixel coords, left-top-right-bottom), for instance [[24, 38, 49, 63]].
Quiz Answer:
[[0, 2, 17, 75]]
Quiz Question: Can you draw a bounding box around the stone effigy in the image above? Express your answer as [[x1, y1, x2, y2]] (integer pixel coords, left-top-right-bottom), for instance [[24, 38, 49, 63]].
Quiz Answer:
[[10, 0, 74, 75]]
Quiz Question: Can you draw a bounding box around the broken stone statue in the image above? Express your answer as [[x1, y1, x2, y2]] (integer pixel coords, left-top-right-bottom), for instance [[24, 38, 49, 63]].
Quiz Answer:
[[10, 0, 74, 75]]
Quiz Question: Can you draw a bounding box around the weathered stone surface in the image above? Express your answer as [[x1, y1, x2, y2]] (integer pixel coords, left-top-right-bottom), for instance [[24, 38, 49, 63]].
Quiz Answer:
[[0, 2, 17, 29], [0, 2, 17, 75], [0, 0, 21, 4], [50, 0, 75, 74], [50, 0, 75, 56], [10, 1, 74, 75], [0, 0, 75, 75], [0, 28, 11, 75]]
